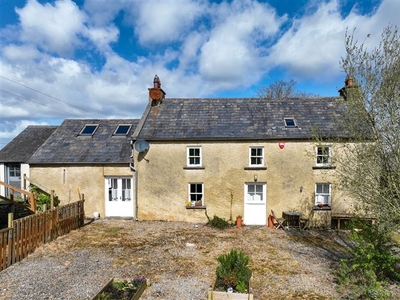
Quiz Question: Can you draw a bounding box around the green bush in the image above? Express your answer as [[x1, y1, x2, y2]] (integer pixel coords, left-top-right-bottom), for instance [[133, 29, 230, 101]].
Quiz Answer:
[[29, 184, 60, 211], [215, 249, 252, 293], [208, 215, 231, 229], [335, 220, 400, 299]]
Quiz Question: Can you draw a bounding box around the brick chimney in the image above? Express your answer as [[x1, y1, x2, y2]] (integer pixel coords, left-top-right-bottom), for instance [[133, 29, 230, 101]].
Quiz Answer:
[[148, 75, 166, 106], [339, 75, 360, 101]]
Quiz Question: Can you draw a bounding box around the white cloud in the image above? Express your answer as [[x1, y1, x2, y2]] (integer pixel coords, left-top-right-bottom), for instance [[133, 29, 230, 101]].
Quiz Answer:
[[16, 0, 87, 56], [267, 0, 400, 82], [0, 120, 49, 140], [131, 0, 206, 45], [199, 0, 283, 88], [2, 44, 42, 62]]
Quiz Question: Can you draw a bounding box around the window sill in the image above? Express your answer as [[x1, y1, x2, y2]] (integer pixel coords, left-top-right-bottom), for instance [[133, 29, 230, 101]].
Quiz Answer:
[[183, 166, 205, 170], [312, 166, 336, 170], [244, 166, 267, 170], [186, 205, 207, 209], [312, 205, 331, 211]]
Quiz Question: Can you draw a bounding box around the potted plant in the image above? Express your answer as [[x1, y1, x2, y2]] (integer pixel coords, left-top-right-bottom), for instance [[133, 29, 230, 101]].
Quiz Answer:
[[208, 249, 253, 300], [93, 276, 149, 300]]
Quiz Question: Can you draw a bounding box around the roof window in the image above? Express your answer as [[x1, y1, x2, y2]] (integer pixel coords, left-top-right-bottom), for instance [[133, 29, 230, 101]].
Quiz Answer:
[[79, 124, 98, 136], [284, 118, 297, 127], [113, 124, 131, 136]]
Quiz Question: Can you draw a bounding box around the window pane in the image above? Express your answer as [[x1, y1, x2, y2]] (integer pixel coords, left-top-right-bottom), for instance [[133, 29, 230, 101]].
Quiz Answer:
[[114, 125, 131, 135], [81, 125, 98, 135]]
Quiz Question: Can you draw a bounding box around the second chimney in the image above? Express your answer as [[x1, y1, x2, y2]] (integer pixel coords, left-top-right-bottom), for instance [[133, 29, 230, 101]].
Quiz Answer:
[[148, 75, 166, 106]]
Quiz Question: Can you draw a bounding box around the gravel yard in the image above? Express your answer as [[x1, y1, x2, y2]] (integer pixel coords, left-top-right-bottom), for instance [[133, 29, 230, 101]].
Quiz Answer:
[[0, 219, 397, 299]]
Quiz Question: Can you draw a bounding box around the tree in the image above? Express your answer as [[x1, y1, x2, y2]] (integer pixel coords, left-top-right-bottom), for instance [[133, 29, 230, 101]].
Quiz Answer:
[[257, 79, 318, 98], [334, 25, 400, 299], [338, 25, 400, 226]]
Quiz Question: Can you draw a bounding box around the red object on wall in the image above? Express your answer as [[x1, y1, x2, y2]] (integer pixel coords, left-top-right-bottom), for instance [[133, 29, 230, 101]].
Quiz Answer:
[[279, 141, 285, 149]]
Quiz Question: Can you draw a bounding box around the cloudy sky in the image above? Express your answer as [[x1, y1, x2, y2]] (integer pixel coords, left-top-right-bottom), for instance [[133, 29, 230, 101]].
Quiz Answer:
[[1, 0, 399, 149]]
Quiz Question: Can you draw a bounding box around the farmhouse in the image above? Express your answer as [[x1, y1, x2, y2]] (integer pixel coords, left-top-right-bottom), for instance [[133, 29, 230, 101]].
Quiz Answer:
[[1, 76, 358, 227], [131, 76, 355, 226]]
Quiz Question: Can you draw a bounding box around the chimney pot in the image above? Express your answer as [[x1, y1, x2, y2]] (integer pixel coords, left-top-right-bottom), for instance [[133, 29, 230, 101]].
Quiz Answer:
[[153, 74, 161, 88]]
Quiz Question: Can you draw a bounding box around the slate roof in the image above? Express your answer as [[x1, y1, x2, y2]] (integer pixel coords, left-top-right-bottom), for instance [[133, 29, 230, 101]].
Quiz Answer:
[[136, 97, 349, 141], [28, 119, 139, 164], [0, 126, 57, 163]]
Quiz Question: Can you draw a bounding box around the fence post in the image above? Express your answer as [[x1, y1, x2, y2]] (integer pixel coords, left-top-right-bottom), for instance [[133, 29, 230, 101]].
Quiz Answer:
[[50, 190, 54, 209], [8, 213, 14, 228]]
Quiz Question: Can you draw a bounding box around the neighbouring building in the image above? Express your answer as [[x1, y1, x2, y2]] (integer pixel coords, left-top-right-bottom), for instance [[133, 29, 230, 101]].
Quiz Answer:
[[26, 119, 139, 218], [0, 125, 57, 197]]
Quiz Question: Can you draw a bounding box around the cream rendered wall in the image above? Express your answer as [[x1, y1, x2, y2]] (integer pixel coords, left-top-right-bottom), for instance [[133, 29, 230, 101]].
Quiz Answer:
[[30, 164, 134, 217], [135, 141, 354, 223]]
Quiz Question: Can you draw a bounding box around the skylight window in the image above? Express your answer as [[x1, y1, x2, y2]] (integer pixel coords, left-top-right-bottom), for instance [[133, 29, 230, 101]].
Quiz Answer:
[[284, 118, 297, 127], [113, 124, 131, 135], [80, 124, 98, 136]]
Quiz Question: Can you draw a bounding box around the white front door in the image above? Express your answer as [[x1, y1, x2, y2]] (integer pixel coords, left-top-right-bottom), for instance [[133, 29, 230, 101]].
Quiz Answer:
[[105, 177, 133, 217], [244, 183, 267, 225]]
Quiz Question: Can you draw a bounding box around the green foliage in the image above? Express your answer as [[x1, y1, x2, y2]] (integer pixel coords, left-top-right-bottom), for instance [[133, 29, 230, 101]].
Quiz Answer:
[[335, 221, 400, 299], [29, 184, 60, 211], [216, 249, 252, 293], [208, 214, 231, 229]]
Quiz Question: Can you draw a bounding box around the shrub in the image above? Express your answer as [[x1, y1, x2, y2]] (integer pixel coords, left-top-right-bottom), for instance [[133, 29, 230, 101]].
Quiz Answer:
[[215, 249, 252, 293], [29, 184, 60, 211], [208, 215, 231, 229], [205, 210, 231, 229], [335, 220, 400, 299]]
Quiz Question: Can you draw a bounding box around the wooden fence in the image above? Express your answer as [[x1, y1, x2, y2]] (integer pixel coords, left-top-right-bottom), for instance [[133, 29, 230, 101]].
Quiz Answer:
[[0, 200, 85, 271]]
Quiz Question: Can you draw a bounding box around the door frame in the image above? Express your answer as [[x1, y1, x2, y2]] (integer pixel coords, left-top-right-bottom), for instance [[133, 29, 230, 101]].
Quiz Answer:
[[104, 177, 134, 217], [244, 182, 267, 225]]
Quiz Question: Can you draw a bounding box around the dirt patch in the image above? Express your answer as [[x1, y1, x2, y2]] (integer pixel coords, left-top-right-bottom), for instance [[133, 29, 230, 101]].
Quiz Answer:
[[0, 219, 385, 299]]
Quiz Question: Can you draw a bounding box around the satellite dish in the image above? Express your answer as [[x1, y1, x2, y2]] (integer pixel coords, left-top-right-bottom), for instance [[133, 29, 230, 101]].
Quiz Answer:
[[134, 139, 150, 153]]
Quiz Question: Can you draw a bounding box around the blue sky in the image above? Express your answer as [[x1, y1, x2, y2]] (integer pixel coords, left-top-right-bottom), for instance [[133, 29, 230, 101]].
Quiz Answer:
[[0, 0, 399, 149]]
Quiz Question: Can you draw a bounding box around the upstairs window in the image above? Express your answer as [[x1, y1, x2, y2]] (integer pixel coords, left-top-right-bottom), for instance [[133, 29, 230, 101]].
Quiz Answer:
[[187, 147, 202, 166], [80, 124, 98, 136], [113, 124, 131, 136], [316, 146, 331, 166], [315, 183, 331, 206], [189, 183, 203, 206], [249, 147, 264, 166], [284, 118, 297, 127]]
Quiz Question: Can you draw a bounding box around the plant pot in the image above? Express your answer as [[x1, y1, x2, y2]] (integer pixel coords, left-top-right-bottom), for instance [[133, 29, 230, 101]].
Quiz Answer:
[[208, 278, 253, 300], [236, 216, 243, 228], [92, 277, 150, 300], [195, 202, 202, 206]]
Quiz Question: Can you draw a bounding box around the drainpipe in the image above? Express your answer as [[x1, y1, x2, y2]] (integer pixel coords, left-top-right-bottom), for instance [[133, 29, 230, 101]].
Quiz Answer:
[[130, 141, 139, 221]]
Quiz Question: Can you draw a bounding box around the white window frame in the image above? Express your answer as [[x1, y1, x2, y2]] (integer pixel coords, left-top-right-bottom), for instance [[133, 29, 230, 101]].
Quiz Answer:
[[316, 146, 331, 166], [315, 183, 331, 206], [249, 147, 264, 167], [79, 124, 98, 136], [189, 183, 204, 205], [187, 146, 202, 167], [284, 118, 297, 127]]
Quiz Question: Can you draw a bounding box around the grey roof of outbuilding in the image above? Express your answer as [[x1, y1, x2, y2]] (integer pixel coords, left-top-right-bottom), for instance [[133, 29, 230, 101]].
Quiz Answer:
[[0, 126, 58, 163], [136, 97, 348, 141], [28, 119, 139, 164]]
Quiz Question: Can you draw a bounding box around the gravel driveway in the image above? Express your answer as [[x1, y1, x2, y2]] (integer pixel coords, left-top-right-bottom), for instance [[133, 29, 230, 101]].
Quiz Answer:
[[0, 219, 396, 299]]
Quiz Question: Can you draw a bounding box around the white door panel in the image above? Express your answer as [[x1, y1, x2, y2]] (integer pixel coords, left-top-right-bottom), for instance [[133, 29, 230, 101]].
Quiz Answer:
[[244, 183, 267, 225], [105, 177, 133, 217]]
